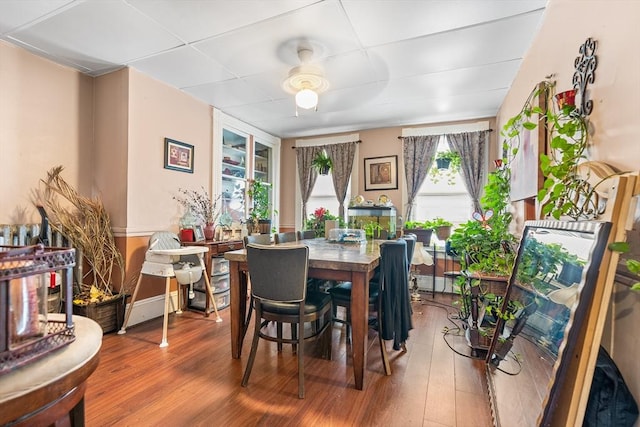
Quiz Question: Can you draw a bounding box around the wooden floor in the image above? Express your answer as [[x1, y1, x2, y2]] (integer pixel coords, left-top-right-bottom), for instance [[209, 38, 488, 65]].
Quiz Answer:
[[85, 292, 492, 427]]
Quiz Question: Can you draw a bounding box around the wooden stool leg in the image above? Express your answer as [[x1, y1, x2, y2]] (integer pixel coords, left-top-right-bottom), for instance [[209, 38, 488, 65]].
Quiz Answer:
[[200, 256, 222, 323], [118, 273, 143, 334], [160, 276, 171, 348]]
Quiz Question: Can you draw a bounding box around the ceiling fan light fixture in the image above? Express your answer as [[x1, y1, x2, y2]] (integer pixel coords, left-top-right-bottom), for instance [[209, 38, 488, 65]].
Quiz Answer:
[[282, 46, 329, 114], [295, 87, 318, 109]]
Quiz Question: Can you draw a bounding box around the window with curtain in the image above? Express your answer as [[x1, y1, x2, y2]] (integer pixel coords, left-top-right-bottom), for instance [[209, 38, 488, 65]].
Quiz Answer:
[[306, 172, 351, 221], [414, 136, 472, 232]]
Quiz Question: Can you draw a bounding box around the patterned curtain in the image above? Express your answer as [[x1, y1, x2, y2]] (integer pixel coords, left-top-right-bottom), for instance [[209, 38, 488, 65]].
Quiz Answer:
[[446, 130, 490, 213], [402, 135, 440, 221], [295, 146, 322, 222], [327, 141, 358, 218]]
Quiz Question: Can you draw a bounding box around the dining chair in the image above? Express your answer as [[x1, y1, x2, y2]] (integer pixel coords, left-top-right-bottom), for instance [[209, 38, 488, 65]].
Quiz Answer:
[[274, 231, 298, 244], [242, 244, 332, 399], [243, 234, 271, 246], [328, 239, 412, 374], [297, 229, 327, 291], [297, 230, 316, 240]]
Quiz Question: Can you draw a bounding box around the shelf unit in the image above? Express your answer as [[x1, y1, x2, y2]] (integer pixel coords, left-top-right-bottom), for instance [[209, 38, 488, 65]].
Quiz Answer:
[[184, 240, 243, 313], [213, 109, 281, 229]]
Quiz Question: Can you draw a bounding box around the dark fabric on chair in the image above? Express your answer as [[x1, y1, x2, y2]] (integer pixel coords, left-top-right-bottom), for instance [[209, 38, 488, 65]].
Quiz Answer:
[[402, 234, 416, 267], [378, 240, 413, 350], [275, 231, 298, 244]]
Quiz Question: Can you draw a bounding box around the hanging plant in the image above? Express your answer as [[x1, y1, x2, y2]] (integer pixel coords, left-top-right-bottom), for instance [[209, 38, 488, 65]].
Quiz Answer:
[[429, 150, 461, 185], [311, 151, 332, 175], [501, 79, 614, 220]]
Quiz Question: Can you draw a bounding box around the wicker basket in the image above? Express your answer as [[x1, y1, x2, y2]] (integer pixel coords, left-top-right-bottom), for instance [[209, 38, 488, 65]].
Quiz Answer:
[[72, 294, 126, 334]]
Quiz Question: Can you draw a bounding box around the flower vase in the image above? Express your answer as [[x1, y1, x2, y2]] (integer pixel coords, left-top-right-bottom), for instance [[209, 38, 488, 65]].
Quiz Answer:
[[204, 223, 215, 241]]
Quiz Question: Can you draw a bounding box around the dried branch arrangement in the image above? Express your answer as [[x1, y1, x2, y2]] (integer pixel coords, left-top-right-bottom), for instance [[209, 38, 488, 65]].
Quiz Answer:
[[34, 166, 124, 302]]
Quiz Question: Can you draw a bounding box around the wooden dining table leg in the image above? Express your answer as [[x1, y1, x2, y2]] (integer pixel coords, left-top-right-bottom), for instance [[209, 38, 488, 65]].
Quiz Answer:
[[230, 260, 247, 359], [350, 270, 369, 391]]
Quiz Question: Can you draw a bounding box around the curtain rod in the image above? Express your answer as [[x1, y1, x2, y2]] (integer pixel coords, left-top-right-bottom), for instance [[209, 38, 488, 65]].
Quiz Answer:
[[397, 129, 493, 139], [291, 140, 362, 148]]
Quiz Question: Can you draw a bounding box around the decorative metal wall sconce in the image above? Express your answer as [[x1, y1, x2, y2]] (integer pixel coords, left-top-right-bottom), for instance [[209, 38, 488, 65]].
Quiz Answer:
[[572, 37, 597, 116]]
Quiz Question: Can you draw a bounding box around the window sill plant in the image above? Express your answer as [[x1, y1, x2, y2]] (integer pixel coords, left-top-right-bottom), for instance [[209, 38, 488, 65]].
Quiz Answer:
[[305, 207, 343, 238]]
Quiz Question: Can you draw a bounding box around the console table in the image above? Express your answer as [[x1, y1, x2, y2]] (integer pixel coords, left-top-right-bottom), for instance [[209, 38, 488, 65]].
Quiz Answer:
[[0, 314, 102, 426]]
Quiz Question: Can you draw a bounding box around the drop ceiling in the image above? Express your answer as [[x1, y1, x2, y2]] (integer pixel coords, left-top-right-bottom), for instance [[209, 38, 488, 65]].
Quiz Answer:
[[0, 0, 547, 138]]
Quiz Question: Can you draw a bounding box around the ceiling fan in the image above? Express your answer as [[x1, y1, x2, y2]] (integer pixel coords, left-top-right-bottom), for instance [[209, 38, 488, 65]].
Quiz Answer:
[[282, 46, 330, 115]]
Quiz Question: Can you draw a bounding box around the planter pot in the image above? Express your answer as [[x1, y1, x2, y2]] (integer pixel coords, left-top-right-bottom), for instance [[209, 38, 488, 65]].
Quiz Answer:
[[436, 158, 451, 170], [204, 223, 215, 240], [257, 219, 271, 234], [555, 89, 577, 109], [435, 225, 452, 241], [72, 294, 126, 334], [318, 165, 330, 175], [404, 228, 433, 245], [557, 262, 583, 286]]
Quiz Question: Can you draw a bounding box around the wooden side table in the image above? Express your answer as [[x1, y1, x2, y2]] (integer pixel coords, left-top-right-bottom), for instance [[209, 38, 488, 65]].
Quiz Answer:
[[0, 314, 102, 426]]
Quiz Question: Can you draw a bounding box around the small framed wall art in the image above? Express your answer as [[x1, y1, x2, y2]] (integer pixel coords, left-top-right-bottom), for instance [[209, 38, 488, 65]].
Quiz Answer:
[[364, 155, 398, 191], [164, 138, 194, 173]]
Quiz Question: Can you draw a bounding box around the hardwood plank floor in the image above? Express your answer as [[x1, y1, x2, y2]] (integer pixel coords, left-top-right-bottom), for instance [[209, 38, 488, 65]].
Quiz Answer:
[[85, 293, 492, 426]]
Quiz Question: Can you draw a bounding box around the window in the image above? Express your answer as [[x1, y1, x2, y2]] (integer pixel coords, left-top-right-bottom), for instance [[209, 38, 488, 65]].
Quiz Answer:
[[306, 173, 350, 222], [413, 136, 473, 231]]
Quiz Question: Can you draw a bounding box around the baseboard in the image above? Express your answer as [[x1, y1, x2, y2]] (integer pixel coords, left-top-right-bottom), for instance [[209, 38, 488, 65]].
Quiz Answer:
[[415, 275, 456, 294], [124, 291, 180, 327]]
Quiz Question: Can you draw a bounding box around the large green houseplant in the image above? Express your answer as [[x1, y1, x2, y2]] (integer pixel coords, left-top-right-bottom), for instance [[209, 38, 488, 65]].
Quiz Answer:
[[247, 178, 274, 234]]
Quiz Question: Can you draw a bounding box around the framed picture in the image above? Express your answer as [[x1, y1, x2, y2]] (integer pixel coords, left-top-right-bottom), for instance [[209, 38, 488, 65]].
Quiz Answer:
[[193, 225, 205, 242], [164, 138, 194, 173], [364, 155, 398, 191]]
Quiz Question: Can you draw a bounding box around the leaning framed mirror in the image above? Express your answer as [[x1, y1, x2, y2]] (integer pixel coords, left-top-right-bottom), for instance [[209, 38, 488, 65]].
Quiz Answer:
[[485, 220, 612, 427]]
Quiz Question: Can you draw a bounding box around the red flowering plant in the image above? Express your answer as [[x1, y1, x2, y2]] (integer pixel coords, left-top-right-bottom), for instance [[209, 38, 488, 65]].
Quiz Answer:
[[305, 207, 343, 237]]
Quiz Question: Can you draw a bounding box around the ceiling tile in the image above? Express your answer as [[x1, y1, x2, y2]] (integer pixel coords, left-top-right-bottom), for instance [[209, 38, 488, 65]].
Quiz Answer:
[[342, 0, 547, 47], [0, 0, 72, 34], [130, 45, 234, 88], [127, 0, 318, 43], [194, 1, 360, 77], [369, 10, 544, 80], [8, 1, 183, 71]]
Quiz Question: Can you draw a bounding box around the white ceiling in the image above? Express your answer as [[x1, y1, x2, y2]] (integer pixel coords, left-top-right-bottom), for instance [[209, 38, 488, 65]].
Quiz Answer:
[[0, 0, 547, 138]]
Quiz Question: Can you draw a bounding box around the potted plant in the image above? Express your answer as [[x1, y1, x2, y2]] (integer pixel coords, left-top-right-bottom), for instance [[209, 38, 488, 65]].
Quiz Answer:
[[429, 151, 461, 185], [305, 207, 343, 237], [247, 178, 274, 234], [403, 220, 434, 245], [424, 217, 453, 241], [173, 187, 221, 240], [311, 151, 332, 175], [35, 166, 127, 333]]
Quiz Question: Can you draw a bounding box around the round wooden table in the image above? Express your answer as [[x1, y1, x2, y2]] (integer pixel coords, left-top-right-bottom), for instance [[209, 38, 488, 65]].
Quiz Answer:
[[0, 314, 102, 426]]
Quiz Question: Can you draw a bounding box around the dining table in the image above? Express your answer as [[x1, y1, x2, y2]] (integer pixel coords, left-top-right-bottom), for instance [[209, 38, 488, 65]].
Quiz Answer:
[[224, 238, 381, 390]]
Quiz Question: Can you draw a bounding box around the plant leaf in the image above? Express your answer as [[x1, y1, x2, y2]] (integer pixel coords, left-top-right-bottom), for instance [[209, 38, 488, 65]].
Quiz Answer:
[[608, 241, 630, 253]]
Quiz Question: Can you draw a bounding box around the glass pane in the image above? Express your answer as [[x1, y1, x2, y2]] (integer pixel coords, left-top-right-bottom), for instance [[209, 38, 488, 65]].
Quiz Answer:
[[254, 141, 271, 183], [222, 129, 248, 223]]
